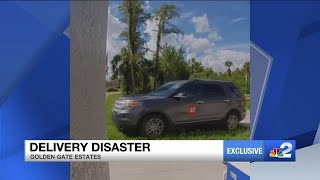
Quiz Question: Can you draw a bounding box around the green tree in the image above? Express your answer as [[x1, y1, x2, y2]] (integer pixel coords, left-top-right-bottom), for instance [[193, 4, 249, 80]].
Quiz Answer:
[[118, 0, 150, 93], [153, 4, 181, 89], [136, 58, 153, 93], [243, 61, 250, 94], [224, 60, 233, 81], [188, 58, 204, 74], [243, 61, 250, 78], [111, 49, 153, 94], [159, 44, 190, 84], [111, 48, 132, 94]]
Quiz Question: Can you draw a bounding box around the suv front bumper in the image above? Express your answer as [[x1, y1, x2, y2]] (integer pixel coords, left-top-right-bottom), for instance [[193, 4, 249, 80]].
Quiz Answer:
[[112, 108, 143, 130]]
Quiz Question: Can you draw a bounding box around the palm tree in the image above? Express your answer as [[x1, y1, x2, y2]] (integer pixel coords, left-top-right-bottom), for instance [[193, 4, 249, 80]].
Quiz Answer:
[[118, 0, 149, 93], [111, 48, 153, 94], [188, 58, 204, 74], [224, 60, 233, 81], [111, 49, 131, 94], [243, 61, 250, 78], [153, 4, 181, 88]]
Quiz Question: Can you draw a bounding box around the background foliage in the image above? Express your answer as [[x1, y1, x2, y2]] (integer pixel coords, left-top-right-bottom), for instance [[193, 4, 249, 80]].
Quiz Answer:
[[110, 0, 250, 95]]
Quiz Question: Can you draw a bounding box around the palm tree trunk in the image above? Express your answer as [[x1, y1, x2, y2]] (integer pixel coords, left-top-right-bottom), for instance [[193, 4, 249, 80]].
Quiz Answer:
[[153, 19, 163, 89], [130, 58, 135, 93], [127, 1, 135, 94]]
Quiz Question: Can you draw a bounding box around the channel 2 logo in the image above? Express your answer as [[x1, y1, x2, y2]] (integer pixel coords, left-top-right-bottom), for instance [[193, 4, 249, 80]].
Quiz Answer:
[[265, 141, 295, 161], [269, 142, 292, 158]]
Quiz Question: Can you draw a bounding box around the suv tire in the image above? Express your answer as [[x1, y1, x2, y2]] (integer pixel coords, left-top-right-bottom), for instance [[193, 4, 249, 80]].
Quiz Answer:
[[224, 112, 239, 130], [139, 114, 167, 137]]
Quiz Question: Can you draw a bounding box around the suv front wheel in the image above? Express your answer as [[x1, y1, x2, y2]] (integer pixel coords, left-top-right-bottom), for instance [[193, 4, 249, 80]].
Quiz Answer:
[[139, 114, 167, 137], [224, 112, 239, 130]]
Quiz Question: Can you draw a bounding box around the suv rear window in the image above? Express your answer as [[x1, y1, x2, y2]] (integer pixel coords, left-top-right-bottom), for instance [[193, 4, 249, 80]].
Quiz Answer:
[[229, 85, 242, 98], [201, 84, 225, 97]]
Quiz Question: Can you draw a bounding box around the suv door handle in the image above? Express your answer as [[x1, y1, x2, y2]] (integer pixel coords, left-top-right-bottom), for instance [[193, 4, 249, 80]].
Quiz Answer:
[[224, 99, 230, 102], [196, 101, 204, 104]]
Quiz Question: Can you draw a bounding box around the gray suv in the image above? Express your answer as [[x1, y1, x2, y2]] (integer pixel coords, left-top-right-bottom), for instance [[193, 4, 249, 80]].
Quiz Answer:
[[112, 80, 247, 137]]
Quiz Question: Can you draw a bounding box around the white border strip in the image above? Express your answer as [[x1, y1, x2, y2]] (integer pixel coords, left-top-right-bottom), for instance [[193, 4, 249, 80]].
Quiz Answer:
[[63, 26, 70, 39], [313, 123, 320, 145], [250, 42, 273, 139]]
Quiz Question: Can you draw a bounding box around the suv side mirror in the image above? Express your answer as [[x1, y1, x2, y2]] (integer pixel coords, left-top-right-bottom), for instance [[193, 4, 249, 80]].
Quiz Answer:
[[173, 92, 188, 99]]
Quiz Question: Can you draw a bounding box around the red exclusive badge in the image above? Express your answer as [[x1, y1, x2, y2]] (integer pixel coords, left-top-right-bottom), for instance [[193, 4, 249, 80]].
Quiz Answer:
[[185, 104, 198, 115]]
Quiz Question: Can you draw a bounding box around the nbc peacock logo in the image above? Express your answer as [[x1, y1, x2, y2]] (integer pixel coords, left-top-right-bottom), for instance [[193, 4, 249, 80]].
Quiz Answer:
[[268, 142, 293, 159], [269, 148, 283, 158]]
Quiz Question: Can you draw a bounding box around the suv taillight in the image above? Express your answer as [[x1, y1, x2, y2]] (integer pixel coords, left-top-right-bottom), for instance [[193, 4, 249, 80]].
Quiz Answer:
[[241, 96, 246, 107]]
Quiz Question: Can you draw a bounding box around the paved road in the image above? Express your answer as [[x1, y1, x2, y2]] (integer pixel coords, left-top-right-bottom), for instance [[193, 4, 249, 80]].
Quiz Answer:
[[109, 162, 226, 180]]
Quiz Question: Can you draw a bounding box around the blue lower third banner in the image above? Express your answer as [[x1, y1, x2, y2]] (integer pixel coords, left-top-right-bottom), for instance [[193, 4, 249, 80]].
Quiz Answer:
[[24, 140, 295, 162], [224, 140, 296, 162]]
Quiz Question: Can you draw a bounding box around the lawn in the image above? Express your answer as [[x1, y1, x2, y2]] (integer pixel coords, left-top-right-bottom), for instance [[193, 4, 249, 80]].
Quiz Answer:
[[246, 99, 250, 109], [106, 94, 250, 140]]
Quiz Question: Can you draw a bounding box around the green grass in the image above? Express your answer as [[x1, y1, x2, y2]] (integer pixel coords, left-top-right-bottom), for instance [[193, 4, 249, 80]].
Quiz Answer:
[[106, 94, 250, 140], [246, 99, 250, 109]]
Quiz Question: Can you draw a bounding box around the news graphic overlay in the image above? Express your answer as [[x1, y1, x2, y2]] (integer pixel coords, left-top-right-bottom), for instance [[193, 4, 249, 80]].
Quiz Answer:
[[223, 140, 264, 161], [25, 140, 295, 162], [25, 140, 224, 161], [264, 140, 296, 161], [223, 140, 295, 162]]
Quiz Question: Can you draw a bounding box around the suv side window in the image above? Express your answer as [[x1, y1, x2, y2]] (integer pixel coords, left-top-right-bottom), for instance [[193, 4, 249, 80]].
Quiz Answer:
[[201, 83, 226, 98], [176, 82, 199, 97]]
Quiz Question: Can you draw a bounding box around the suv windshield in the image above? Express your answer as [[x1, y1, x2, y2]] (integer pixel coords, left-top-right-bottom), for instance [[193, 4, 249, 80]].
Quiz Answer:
[[149, 81, 186, 97]]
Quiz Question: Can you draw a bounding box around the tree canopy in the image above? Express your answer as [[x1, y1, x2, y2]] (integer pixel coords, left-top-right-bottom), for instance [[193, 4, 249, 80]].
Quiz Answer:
[[110, 1, 250, 95]]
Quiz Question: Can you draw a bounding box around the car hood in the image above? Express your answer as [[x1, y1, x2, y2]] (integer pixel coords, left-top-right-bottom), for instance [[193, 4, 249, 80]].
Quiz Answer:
[[116, 94, 165, 101]]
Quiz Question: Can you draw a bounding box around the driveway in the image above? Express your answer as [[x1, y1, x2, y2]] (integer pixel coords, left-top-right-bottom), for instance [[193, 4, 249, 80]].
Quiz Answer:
[[109, 162, 226, 180], [240, 110, 250, 127]]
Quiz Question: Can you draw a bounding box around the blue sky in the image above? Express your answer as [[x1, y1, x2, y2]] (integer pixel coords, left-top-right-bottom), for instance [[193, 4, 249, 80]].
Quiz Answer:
[[148, 1, 249, 48], [107, 1, 249, 75]]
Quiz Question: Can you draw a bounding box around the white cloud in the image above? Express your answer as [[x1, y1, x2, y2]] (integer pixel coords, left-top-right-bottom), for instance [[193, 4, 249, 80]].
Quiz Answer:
[[186, 51, 197, 60], [191, 14, 210, 33], [208, 31, 222, 41], [144, 19, 158, 59], [187, 15, 248, 71], [143, 18, 248, 72], [144, 1, 150, 10], [181, 11, 194, 19], [162, 33, 181, 48], [144, 19, 182, 59], [106, 7, 126, 79], [191, 14, 222, 43], [202, 49, 250, 72], [181, 33, 213, 53], [219, 43, 250, 52], [180, 33, 248, 72], [231, 17, 247, 23]]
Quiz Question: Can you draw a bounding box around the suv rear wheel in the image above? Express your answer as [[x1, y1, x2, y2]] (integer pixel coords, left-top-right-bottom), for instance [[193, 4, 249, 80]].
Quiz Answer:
[[224, 112, 239, 130], [139, 114, 167, 137]]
